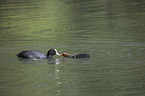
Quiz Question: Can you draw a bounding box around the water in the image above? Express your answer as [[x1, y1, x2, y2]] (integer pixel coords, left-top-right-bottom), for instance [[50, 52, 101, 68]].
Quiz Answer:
[[0, 0, 145, 96]]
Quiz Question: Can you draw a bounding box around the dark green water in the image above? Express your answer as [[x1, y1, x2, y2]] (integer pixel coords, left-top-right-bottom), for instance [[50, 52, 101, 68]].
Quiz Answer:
[[0, 0, 145, 96]]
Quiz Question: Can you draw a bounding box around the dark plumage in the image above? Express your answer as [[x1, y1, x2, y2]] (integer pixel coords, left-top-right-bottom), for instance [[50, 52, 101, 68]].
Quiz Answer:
[[61, 53, 90, 59], [16, 49, 60, 59]]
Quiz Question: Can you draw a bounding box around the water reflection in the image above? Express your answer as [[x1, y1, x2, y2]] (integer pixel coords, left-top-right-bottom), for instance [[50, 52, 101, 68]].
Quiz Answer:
[[54, 58, 61, 93]]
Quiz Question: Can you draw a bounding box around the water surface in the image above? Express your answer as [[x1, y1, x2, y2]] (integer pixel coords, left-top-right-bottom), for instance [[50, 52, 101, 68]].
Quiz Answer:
[[0, 0, 145, 96]]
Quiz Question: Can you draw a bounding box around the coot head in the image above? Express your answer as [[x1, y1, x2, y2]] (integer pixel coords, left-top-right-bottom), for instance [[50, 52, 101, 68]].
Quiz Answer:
[[47, 49, 60, 58], [60, 53, 70, 58]]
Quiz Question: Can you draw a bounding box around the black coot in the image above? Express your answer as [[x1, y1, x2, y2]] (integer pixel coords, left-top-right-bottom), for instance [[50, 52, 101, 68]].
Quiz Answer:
[[16, 49, 60, 59], [61, 53, 90, 59]]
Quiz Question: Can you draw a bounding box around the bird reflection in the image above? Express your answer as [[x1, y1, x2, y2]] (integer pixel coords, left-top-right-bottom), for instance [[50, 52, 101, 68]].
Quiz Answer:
[[54, 58, 62, 93]]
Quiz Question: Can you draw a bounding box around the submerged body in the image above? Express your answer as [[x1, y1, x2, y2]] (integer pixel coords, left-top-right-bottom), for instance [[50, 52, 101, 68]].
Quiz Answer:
[[16, 49, 60, 59], [61, 53, 90, 59]]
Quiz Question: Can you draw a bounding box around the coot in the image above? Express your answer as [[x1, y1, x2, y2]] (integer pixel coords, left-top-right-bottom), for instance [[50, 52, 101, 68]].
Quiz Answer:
[[61, 53, 90, 59], [16, 49, 60, 59]]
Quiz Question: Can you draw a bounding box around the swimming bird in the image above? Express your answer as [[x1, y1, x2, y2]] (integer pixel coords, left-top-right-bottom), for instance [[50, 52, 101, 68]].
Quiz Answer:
[[61, 53, 90, 59], [16, 49, 60, 59]]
